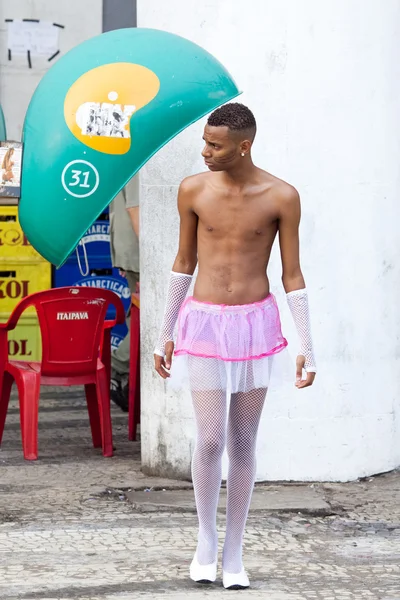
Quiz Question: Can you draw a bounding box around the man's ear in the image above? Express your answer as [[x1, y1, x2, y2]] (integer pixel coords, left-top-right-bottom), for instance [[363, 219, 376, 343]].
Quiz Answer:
[[240, 140, 252, 155]]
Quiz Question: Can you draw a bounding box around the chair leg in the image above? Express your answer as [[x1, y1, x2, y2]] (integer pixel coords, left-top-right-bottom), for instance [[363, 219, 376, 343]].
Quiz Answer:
[[129, 304, 140, 441], [101, 328, 112, 390], [84, 384, 102, 448], [0, 372, 14, 445], [16, 372, 41, 461], [96, 365, 113, 457]]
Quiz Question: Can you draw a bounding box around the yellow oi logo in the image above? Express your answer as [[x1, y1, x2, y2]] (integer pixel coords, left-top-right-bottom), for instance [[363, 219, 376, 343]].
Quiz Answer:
[[64, 63, 160, 155], [0, 229, 22, 246]]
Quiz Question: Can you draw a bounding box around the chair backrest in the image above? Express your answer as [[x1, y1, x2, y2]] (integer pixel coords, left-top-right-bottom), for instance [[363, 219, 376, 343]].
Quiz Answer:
[[6, 287, 126, 377]]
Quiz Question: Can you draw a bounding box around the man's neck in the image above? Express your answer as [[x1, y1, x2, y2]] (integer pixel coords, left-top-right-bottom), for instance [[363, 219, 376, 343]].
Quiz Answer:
[[221, 161, 258, 187]]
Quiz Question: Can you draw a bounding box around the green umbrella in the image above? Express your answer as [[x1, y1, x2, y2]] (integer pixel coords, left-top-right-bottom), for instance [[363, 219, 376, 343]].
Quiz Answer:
[[0, 104, 6, 140], [19, 28, 241, 266]]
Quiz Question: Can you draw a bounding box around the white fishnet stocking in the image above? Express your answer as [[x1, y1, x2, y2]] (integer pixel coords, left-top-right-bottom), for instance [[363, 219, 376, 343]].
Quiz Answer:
[[286, 288, 316, 372], [223, 388, 267, 573], [154, 272, 192, 357], [190, 376, 267, 572], [191, 388, 227, 565]]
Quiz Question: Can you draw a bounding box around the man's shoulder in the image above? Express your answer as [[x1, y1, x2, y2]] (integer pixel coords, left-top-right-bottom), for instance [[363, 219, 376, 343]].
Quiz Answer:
[[180, 172, 211, 192], [177, 173, 210, 209], [259, 170, 300, 204], [275, 180, 299, 204]]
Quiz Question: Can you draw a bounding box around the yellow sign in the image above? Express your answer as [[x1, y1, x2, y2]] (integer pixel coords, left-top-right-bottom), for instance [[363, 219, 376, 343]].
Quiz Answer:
[[64, 63, 160, 155], [0, 206, 46, 262]]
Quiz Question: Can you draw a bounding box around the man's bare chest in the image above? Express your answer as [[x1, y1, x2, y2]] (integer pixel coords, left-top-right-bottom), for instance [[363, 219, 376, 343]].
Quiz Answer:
[[194, 194, 278, 240]]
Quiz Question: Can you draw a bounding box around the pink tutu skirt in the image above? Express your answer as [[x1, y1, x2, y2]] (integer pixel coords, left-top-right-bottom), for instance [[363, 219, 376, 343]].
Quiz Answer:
[[169, 294, 292, 393]]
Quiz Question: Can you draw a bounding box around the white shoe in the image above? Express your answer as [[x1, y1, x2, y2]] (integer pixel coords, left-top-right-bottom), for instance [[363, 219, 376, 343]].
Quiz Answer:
[[222, 567, 250, 589], [190, 552, 217, 584]]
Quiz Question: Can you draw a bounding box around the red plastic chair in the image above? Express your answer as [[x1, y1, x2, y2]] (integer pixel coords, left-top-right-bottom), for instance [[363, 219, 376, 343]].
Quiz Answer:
[[0, 286, 125, 460]]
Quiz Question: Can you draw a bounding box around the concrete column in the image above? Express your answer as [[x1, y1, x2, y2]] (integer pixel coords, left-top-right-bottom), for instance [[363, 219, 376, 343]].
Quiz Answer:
[[138, 0, 400, 481], [102, 0, 136, 31]]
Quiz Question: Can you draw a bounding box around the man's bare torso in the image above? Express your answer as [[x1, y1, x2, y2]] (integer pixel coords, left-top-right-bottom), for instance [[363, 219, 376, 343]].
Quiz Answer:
[[188, 167, 294, 305]]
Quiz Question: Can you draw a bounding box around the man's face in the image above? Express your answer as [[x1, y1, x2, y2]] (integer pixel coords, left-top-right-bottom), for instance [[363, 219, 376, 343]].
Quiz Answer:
[[201, 125, 242, 171]]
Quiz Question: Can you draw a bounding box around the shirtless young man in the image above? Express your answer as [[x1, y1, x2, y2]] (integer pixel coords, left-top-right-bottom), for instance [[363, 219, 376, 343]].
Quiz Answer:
[[154, 103, 316, 590]]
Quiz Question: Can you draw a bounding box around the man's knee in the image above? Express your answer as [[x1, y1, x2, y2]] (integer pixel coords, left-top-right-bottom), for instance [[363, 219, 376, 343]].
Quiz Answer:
[[227, 429, 255, 458], [198, 431, 225, 459]]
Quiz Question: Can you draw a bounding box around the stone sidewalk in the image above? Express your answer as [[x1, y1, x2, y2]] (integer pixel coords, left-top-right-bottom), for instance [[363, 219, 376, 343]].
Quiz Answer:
[[0, 388, 399, 600]]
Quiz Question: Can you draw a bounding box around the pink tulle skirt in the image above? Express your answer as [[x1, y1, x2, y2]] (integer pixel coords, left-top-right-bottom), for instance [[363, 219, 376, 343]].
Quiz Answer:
[[169, 294, 292, 393]]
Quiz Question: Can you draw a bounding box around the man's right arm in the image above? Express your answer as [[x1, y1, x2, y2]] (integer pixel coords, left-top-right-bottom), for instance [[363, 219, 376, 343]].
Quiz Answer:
[[154, 177, 199, 378], [172, 176, 199, 274]]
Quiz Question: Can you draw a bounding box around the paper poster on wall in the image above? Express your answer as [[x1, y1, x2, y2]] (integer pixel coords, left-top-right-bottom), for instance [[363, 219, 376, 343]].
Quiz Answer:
[[77, 102, 136, 138], [5, 19, 64, 66], [0, 141, 22, 198]]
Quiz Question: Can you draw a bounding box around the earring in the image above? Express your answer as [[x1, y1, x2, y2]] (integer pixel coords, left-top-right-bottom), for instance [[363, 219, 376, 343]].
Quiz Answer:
[[241, 152, 245, 157]]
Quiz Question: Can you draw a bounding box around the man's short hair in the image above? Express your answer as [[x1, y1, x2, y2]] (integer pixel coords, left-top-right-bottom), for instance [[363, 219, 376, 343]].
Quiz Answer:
[[207, 103, 257, 140]]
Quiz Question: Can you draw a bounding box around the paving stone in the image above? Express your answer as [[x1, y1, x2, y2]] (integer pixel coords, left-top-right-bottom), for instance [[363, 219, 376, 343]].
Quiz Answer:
[[0, 389, 399, 600]]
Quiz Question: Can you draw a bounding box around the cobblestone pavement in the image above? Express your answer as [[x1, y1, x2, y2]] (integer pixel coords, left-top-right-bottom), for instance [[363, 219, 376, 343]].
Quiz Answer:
[[0, 388, 399, 600]]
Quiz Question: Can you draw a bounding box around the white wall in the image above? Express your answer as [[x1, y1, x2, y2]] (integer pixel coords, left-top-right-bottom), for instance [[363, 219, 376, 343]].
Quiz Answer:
[[140, 0, 400, 482], [0, 0, 103, 140]]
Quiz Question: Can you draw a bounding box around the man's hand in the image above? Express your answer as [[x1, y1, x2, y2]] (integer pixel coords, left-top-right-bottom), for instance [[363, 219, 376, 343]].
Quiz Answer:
[[154, 341, 175, 379], [295, 355, 316, 389]]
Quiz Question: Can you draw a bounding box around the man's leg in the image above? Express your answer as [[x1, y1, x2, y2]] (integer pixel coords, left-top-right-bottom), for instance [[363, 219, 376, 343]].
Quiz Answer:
[[223, 387, 268, 574], [191, 387, 227, 565], [188, 356, 228, 567], [110, 271, 139, 410]]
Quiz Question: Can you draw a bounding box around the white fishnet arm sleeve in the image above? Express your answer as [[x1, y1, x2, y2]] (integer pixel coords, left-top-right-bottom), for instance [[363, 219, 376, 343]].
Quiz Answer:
[[286, 288, 317, 373], [154, 271, 193, 357]]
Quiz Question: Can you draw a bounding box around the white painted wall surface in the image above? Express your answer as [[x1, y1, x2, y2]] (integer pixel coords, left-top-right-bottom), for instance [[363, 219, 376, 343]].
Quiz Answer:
[[139, 0, 400, 482], [0, 0, 102, 140]]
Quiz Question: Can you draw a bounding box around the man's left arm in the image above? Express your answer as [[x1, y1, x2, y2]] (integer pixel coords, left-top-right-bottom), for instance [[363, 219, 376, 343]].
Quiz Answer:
[[278, 185, 316, 388]]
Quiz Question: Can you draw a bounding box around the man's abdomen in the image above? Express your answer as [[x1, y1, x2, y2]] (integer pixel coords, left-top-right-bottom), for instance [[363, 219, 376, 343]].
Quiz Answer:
[[193, 266, 270, 306]]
